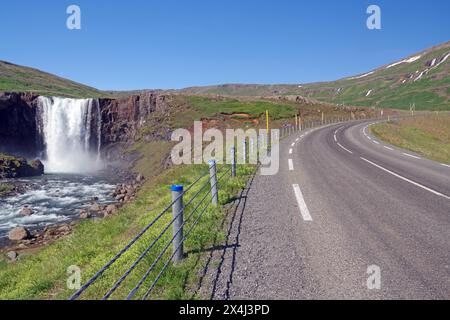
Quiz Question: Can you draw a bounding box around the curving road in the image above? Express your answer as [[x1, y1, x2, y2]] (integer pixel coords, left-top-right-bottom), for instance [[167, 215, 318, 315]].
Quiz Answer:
[[207, 120, 450, 300]]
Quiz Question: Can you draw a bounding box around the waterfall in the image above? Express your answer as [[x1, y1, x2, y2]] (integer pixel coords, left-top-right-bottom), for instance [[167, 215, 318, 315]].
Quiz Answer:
[[37, 96, 103, 173]]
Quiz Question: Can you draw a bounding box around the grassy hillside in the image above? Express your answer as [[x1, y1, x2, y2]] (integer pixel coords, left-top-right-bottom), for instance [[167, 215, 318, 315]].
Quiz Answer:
[[0, 60, 107, 98], [160, 95, 376, 131], [371, 114, 450, 164], [179, 41, 450, 111]]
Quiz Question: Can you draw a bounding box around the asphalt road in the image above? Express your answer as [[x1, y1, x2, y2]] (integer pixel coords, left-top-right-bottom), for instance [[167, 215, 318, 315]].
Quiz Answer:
[[207, 119, 450, 300]]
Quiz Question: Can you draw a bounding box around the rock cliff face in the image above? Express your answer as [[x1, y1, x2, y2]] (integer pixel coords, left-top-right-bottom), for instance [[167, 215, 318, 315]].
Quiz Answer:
[[0, 91, 171, 159], [0, 92, 40, 156], [98, 92, 170, 146]]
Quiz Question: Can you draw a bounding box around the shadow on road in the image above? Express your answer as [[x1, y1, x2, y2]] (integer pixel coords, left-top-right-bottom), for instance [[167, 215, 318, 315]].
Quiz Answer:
[[191, 170, 256, 300]]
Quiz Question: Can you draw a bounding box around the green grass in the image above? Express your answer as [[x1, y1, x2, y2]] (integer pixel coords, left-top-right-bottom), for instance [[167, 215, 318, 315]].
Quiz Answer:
[[174, 96, 297, 126], [0, 162, 254, 300], [371, 114, 450, 164]]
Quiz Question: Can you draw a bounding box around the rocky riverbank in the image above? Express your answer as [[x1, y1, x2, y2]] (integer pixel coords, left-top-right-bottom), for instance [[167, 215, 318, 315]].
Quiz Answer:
[[0, 153, 44, 179], [1, 173, 145, 262]]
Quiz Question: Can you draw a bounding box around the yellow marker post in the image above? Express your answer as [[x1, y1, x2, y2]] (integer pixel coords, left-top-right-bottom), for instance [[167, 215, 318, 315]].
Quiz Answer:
[[265, 110, 270, 149]]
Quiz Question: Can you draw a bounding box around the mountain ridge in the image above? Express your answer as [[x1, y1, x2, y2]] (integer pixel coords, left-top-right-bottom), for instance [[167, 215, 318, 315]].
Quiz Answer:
[[178, 41, 450, 110], [1, 41, 449, 110]]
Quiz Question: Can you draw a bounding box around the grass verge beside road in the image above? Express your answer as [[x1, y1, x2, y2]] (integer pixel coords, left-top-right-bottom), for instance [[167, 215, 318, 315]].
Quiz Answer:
[[371, 114, 450, 164]]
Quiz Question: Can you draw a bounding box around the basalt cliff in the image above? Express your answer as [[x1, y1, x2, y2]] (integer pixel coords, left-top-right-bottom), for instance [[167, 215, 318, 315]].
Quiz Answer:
[[0, 91, 171, 160]]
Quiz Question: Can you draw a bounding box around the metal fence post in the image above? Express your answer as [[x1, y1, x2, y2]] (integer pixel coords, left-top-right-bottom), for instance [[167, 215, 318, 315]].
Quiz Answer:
[[171, 185, 184, 264], [209, 160, 218, 206], [243, 138, 247, 164], [231, 147, 236, 177]]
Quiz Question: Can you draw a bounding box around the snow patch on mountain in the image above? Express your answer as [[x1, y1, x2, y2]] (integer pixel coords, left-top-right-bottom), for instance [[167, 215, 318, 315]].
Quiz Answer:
[[386, 55, 422, 69], [414, 70, 427, 82], [430, 52, 450, 71], [348, 71, 374, 80], [430, 58, 437, 67]]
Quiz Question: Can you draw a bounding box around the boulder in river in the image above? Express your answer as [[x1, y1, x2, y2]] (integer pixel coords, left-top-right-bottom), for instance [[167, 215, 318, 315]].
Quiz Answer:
[[104, 204, 118, 216], [8, 227, 31, 241], [29, 159, 44, 175], [19, 207, 34, 216], [115, 194, 125, 201], [79, 210, 92, 219], [89, 203, 102, 212]]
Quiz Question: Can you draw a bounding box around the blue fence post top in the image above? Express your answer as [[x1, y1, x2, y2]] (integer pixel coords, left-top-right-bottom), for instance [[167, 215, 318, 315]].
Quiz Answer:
[[208, 159, 216, 166], [171, 185, 183, 192]]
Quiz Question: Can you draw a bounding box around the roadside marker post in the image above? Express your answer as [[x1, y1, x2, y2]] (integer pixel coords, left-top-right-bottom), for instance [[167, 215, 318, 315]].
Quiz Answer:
[[243, 138, 247, 163], [231, 147, 236, 177], [171, 185, 184, 264], [208, 160, 218, 206]]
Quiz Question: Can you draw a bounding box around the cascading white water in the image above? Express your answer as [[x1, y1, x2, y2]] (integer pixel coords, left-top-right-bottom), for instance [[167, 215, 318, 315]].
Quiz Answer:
[[37, 97, 103, 173]]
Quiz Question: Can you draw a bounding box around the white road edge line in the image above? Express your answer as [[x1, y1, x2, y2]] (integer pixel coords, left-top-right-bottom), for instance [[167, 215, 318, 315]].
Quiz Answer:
[[360, 157, 450, 200], [441, 163, 450, 168], [384, 146, 394, 151], [373, 140, 380, 145], [288, 159, 294, 171], [402, 153, 421, 160], [337, 143, 353, 154], [289, 148, 293, 154], [334, 135, 337, 142], [292, 184, 313, 222]]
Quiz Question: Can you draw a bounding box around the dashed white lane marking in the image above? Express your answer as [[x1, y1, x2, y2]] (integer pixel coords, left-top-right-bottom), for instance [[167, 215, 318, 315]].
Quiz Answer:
[[289, 148, 293, 154], [337, 143, 353, 154], [300, 135, 304, 138], [295, 138, 300, 142], [292, 184, 313, 221], [441, 163, 450, 168], [288, 159, 294, 171], [291, 143, 296, 147], [373, 140, 380, 145], [384, 146, 394, 151], [402, 153, 421, 160], [360, 157, 450, 200]]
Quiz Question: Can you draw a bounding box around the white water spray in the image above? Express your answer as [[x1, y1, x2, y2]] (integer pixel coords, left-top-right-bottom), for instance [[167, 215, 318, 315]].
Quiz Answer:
[[37, 97, 103, 173]]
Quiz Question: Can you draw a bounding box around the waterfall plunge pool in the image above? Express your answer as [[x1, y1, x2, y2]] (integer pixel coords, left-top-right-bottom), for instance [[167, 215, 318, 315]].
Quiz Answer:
[[0, 173, 116, 239]]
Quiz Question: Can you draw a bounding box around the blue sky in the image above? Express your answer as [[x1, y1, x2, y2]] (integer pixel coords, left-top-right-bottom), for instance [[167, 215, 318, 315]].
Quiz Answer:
[[0, 0, 449, 90]]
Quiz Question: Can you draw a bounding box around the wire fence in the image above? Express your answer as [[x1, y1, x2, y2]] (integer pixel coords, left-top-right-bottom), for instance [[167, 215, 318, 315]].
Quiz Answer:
[[70, 161, 235, 300]]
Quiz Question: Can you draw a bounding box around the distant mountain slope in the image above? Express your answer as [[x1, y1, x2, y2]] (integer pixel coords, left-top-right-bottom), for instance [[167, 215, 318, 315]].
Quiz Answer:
[[180, 41, 450, 110], [0, 60, 106, 98]]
